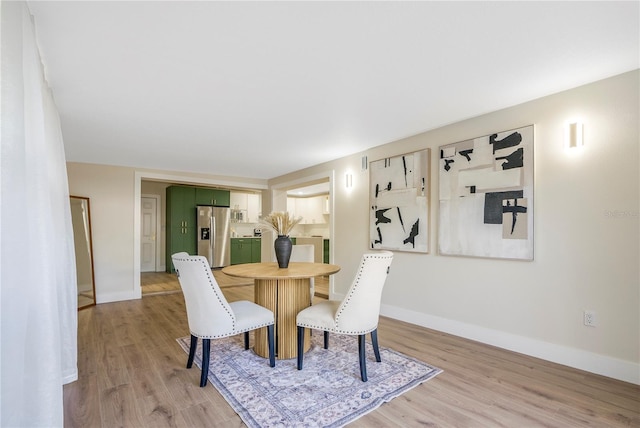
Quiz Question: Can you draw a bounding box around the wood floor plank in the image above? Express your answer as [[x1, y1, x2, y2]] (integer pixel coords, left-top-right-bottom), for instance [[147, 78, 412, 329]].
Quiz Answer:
[[99, 383, 145, 428], [180, 401, 245, 428], [65, 282, 640, 427], [137, 389, 190, 428], [95, 338, 131, 391], [63, 374, 101, 428], [76, 310, 99, 377]]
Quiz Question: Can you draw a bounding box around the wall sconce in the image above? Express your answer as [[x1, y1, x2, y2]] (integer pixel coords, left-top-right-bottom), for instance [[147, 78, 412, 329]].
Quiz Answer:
[[345, 173, 353, 189], [565, 122, 584, 149]]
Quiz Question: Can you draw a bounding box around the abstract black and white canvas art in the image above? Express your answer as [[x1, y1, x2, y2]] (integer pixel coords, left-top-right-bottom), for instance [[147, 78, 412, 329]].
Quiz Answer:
[[370, 149, 430, 253], [438, 126, 534, 260]]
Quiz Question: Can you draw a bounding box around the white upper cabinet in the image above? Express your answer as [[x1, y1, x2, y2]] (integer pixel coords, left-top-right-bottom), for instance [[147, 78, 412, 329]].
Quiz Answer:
[[287, 195, 328, 224], [287, 197, 296, 216], [230, 192, 262, 223], [305, 196, 323, 224], [247, 193, 261, 223]]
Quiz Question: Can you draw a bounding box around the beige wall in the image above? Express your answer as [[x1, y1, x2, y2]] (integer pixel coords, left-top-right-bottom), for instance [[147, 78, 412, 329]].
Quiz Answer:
[[68, 163, 137, 302], [268, 70, 640, 383], [67, 71, 638, 383]]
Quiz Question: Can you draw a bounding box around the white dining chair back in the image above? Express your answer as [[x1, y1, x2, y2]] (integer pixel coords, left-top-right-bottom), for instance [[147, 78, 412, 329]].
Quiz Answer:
[[296, 251, 393, 381], [290, 244, 315, 301], [290, 244, 314, 262], [172, 253, 275, 387], [174, 253, 236, 337], [333, 251, 393, 333]]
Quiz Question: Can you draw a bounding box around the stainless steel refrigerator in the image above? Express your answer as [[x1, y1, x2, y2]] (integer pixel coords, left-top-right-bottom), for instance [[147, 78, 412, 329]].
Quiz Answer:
[[197, 206, 231, 268]]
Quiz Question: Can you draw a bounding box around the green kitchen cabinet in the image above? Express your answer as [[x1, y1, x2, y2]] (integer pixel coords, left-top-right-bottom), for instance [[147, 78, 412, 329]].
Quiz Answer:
[[167, 186, 195, 228], [195, 187, 230, 207], [167, 225, 196, 262], [323, 239, 330, 264], [231, 238, 261, 264], [231, 238, 252, 265], [251, 238, 262, 263], [166, 186, 197, 272]]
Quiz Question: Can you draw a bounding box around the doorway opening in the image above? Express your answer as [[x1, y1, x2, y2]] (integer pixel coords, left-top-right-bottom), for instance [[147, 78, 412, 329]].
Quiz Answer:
[[137, 176, 268, 297], [140, 190, 179, 295], [141, 195, 160, 272], [270, 172, 335, 299]]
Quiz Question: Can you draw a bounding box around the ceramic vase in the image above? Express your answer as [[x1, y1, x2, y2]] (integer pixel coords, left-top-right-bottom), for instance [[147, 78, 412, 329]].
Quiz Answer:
[[274, 235, 292, 268]]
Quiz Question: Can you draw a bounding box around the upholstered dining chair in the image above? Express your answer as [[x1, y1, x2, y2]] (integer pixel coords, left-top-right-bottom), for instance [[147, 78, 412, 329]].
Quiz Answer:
[[290, 244, 315, 303], [296, 251, 393, 382], [172, 253, 275, 387]]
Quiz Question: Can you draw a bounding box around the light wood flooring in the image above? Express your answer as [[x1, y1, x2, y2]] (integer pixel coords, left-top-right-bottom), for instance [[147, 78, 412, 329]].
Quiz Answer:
[[67, 283, 639, 427]]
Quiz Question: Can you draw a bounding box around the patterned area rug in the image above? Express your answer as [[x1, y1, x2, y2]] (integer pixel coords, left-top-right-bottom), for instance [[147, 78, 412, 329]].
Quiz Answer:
[[176, 332, 442, 427]]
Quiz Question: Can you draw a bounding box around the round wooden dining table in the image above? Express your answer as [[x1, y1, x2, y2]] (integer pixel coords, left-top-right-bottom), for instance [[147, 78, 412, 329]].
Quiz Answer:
[[222, 262, 340, 360]]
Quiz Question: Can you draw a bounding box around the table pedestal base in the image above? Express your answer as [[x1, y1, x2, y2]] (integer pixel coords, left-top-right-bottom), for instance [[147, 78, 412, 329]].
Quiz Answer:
[[254, 278, 311, 360]]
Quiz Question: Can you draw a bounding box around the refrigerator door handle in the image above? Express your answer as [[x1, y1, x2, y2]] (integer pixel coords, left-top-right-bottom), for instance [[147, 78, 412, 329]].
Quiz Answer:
[[211, 216, 215, 261]]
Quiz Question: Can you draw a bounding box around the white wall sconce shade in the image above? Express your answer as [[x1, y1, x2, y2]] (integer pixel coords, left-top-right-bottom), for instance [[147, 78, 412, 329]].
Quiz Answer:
[[345, 173, 353, 189], [566, 122, 584, 148]]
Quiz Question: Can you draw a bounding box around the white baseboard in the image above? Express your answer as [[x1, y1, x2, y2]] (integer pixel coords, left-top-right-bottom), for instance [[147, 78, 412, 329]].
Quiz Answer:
[[96, 289, 141, 304], [380, 303, 640, 385]]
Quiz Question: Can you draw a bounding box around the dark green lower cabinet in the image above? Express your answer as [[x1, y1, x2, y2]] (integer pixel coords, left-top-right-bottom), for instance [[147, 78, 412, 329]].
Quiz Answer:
[[231, 238, 261, 265], [251, 238, 261, 263], [324, 239, 330, 264]]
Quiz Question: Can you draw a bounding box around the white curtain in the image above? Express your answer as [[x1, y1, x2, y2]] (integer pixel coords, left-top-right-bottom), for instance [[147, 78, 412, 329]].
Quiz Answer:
[[1, 1, 78, 426]]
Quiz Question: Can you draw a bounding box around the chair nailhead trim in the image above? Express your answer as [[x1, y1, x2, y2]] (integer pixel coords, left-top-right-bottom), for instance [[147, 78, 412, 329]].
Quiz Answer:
[[297, 325, 374, 335], [174, 254, 275, 340], [192, 321, 274, 339], [334, 253, 392, 325], [299, 252, 392, 336]]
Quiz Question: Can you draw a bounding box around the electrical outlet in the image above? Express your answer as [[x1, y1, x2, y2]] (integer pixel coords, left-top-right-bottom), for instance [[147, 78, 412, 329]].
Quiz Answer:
[[583, 310, 597, 327]]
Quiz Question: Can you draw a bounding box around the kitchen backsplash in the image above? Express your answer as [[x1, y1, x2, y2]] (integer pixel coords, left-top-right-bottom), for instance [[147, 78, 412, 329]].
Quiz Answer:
[[290, 223, 329, 238], [232, 222, 329, 238], [232, 223, 260, 237]]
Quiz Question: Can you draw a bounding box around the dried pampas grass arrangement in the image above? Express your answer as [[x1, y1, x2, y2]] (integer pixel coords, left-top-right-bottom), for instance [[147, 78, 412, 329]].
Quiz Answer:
[[259, 211, 302, 236]]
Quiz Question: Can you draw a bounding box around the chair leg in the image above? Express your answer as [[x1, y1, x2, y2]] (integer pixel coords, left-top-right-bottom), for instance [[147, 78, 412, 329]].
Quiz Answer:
[[297, 326, 305, 370], [187, 334, 197, 368], [371, 329, 381, 362], [244, 331, 250, 350], [309, 285, 313, 335], [323, 331, 329, 349], [358, 334, 368, 382], [267, 325, 275, 367], [200, 339, 210, 387]]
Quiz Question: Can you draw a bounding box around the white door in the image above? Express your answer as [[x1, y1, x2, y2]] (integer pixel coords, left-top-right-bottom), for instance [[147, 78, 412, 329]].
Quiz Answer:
[[141, 197, 157, 272]]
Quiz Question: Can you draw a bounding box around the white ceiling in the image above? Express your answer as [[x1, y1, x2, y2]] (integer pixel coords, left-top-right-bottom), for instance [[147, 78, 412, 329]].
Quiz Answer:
[[286, 182, 329, 197], [28, 1, 639, 180]]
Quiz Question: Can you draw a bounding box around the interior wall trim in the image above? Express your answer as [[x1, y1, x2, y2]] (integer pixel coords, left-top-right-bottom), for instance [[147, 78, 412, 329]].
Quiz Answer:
[[381, 303, 640, 385], [96, 290, 140, 305]]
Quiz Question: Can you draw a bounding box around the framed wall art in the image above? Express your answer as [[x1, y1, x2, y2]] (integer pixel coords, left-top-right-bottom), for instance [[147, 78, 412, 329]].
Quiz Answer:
[[438, 125, 534, 260], [369, 149, 430, 253]]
